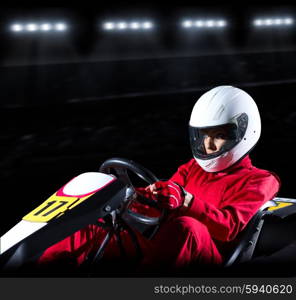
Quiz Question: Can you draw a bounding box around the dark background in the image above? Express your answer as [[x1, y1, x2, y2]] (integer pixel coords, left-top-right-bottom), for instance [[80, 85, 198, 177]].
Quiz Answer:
[[0, 4, 295, 241]]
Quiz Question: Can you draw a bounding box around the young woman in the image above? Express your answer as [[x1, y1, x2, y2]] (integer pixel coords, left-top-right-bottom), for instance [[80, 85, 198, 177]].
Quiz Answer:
[[39, 86, 280, 272]]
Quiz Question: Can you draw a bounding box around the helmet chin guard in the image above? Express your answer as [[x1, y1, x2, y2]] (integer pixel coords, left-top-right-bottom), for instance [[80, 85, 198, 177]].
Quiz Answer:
[[189, 86, 261, 172]]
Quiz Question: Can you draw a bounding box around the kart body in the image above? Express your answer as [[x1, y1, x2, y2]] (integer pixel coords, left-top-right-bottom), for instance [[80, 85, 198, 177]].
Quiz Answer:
[[0, 158, 295, 276]]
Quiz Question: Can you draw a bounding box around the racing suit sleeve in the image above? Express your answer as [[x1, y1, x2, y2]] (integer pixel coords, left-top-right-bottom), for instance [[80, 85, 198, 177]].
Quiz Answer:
[[183, 173, 280, 242], [168, 159, 195, 187]]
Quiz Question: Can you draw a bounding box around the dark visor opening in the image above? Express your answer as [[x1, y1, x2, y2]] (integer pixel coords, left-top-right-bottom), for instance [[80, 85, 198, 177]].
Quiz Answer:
[[189, 114, 248, 160]]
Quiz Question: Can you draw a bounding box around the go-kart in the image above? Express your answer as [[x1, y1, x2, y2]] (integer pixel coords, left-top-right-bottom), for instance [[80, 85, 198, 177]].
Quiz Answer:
[[0, 158, 296, 276]]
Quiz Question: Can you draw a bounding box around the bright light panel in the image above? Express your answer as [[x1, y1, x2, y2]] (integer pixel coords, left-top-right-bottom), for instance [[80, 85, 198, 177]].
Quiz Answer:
[[253, 17, 294, 27], [182, 20, 193, 28], [103, 22, 115, 30], [182, 19, 227, 29], [9, 22, 68, 33], [54, 23, 67, 31], [11, 24, 23, 32], [102, 20, 154, 31], [142, 21, 153, 29], [40, 23, 52, 31], [26, 23, 38, 31], [217, 20, 226, 27], [130, 22, 140, 29]]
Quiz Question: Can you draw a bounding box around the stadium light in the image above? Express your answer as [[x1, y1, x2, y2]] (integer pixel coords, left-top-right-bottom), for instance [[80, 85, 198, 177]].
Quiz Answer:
[[206, 20, 215, 27], [195, 20, 204, 27], [102, 20, 154, 32], [26, 23, 38, 32], [130, 22, 140, 30], [142, 21, 153, 29], [11, 24, 23, 32], [274, 18, 283, 25], [284, 18, 293, 25], [265, 19, 273, 26], [217, 20, 226, 27], [182, 19, 227, 29], [103, 22, 115, 30], [9, 21, 68, 33], [54, 23, 67, 31], [253, 17, 294, 27], [117, 22, 128, 30], [254, 19, 262, 26], [182, 20, 193, 28], [40, 23, 52, 31]]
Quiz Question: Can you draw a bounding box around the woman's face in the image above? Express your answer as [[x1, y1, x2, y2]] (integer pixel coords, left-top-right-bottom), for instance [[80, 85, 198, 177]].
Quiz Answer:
[[201, 127, 228, 155]]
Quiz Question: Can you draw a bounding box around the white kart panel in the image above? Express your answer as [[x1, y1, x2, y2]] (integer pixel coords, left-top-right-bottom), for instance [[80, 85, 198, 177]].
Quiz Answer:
[[0, 172, 115, 255], [62, 172, 115, 196], [0, 220, 46, 254]]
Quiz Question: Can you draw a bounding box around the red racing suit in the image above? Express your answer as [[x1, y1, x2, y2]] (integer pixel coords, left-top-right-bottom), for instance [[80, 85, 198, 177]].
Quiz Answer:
[[38, 156, 280, 270]]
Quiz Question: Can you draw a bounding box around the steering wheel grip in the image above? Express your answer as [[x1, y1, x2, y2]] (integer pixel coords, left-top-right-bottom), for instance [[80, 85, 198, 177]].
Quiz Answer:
[[99, 157, 164, 235], [99, 157, 160, 207]]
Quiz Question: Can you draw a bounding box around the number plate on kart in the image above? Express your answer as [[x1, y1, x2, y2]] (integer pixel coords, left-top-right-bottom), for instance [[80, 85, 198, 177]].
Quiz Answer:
[[22, 193, 93, 223], [22, 172, 116, 223]]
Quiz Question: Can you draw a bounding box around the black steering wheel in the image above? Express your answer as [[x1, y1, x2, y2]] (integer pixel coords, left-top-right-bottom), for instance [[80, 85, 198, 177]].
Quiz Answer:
[[99, 157, 164, 232]]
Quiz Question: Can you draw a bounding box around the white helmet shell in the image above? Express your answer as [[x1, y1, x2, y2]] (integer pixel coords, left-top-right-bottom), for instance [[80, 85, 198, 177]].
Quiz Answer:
[[189, 86, 261, 172]]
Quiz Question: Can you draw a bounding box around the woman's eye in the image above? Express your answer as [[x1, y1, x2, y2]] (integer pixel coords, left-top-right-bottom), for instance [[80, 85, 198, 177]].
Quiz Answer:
[[216, 133, 226, 139]]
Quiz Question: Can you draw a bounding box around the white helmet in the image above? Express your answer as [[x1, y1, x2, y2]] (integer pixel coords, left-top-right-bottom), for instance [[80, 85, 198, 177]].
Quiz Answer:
[[189, 86, 261, 172]]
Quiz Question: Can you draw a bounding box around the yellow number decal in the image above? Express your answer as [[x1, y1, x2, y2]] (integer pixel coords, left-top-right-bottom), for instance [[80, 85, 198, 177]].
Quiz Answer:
[[23, 193, 93, 223], [268, 201, 293, 211]]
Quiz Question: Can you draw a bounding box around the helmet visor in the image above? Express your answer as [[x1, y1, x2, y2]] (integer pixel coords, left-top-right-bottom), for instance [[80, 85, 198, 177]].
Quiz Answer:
[[189, 123, 240, 160]]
